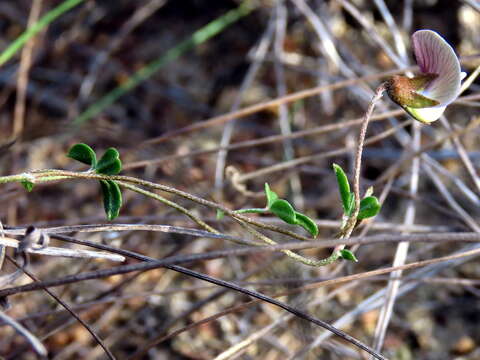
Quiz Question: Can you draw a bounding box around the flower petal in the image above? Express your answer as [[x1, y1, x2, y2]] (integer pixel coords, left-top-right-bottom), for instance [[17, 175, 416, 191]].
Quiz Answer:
[[412, 30, 461, 106], [405, 105, 446, 124]]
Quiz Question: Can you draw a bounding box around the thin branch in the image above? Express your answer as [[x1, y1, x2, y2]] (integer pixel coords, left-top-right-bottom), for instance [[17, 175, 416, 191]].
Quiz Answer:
[[422, 162, 480, 232], [372, 0, 407, 63], [137, 56, 478, 147], [3, 230, 480, 359], [75, 0, 167, 112], [124, 109, 404, 170], [0, 309, 47, 356], [2, 223, 259, 245], [140, 67, 413, 146], [12, 0, 42, 137], [2, 234, 480, 298], [0, 170, 319, 244], [273, 0, 304, 210], [0, 236, 125, 262], [118, 180, 324, 265], [372, 119, 420, 355], [2, 218, 454, 235], [214, 10, 274, 192], [157, 269, 385, 359], [335, 0, 404, 67], [375, 116, 480, 186], [351, 84, 386, 225], [0, 241, 386, 358], [116, 181, 219, 234], [129, 255, 281, 359], [4, 230, 480, 272], [237, 118, 411, 183], [7, 255, 116, 360], [316, 83, 387, 266]]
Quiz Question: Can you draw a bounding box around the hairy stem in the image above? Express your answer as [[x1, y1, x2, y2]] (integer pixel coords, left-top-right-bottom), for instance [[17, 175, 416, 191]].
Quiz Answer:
[[335, 84, 387, 254]]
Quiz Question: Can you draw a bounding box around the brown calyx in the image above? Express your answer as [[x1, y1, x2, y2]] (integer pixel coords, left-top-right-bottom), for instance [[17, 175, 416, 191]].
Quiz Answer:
[[385, 73, 439, 108]]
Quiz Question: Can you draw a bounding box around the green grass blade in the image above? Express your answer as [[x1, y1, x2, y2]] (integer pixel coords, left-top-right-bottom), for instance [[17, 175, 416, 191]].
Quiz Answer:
[[0, 0, 85, 67], [73, 1, 255, 126]]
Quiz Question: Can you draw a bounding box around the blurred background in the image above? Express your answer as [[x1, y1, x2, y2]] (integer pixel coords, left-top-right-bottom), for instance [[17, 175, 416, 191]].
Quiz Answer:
[[0, 0, 479, 359]]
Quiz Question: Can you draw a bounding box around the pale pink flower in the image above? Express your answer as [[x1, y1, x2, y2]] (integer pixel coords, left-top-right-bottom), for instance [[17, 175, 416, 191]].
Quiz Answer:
[[386, 30, 465, 123]]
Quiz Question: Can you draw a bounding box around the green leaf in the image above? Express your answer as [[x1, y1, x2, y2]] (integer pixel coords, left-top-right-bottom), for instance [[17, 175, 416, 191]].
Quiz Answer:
[[100, 180, 122, 220], [270, 199, 296, 224], [264, 183, 278, 209], [339, 249, 358, 262], [358, 196, 381, 220], [96, 148, 122, 175], [67, 143, 97, 167], [21, 180, 34, 192], [294, 212, 318, 237], [333, 164, 352, 215], [216, 209, 225, 220]]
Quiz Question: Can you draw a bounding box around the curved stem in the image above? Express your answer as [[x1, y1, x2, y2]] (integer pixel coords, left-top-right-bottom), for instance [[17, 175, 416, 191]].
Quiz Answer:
[[8, 169, 314, 242], [0, 169, 341, 265], [233, 215, 340, 266], [117, 181, 219, 235], [336, 83, 386, 252]]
